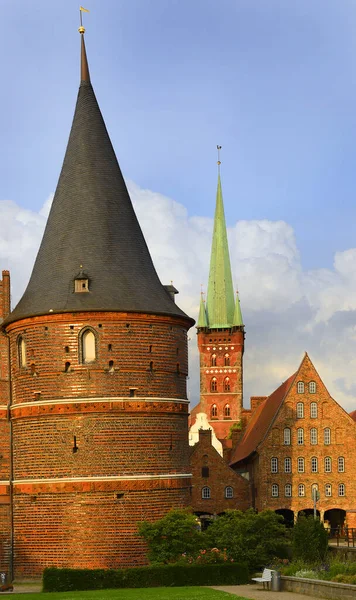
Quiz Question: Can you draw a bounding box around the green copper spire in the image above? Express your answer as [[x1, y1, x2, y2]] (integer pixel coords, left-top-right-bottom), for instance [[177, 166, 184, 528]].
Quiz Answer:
[[197, 294, 208, 328], [205, 171, 235, 328], [233, 291, 243, 327]]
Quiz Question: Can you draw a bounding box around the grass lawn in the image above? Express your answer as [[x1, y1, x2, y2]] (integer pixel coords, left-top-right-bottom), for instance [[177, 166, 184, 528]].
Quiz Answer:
[[8, 588, 250, 600]]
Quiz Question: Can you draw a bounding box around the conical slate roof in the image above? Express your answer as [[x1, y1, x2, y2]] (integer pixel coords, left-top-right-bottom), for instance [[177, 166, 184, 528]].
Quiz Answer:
[[5, 35, 193, 326]]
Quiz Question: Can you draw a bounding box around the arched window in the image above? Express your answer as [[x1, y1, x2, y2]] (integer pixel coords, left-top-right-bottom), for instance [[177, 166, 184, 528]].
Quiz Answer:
[[309, 381, 316, 394], [271, 457, 278, 473], [297, 457, 305, 473], [211, 404, 218, 418], [224, 353, 230, 366], [211, 354, 217, 367], [311, 457, 318, 473], [338, 483, 345, 497], [338, 457, 345, 473], [324, 457, 332, 473], [285, 484, 292, 497], [224, 377, 231, 392], [18, 336, 27, 368], [297, 402, 304, 419], [297, 381, 304, 394], [298, 484, 305, 497], [211, 377, 217, 392], [310, 428, 318, 445], [225, 486, 233, 499], [202, 486, 211, 499], [297, 428, 304, 445], [324, 428, 331, 445], [224, 404, 231, 418], [271, 484, 279, 497], [284, 428, 291, 445], [81, 329, 96, 363], [310, 402, 318, 418], [325, 484, 332, 497], [284, 457, 291, 473]]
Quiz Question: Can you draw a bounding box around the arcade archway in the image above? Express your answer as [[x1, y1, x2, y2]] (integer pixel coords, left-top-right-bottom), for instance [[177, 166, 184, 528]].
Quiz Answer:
[[324, 508, 346, 530], [275, 509, 294, 527]]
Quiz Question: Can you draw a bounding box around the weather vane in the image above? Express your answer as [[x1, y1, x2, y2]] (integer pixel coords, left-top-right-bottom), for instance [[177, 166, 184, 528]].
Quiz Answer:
[[217, 145, 222, 170], [79, 6, 90, 34]]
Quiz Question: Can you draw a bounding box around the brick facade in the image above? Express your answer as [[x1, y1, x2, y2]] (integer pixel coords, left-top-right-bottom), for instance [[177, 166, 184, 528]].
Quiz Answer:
[[190, 429, 250, 517], [0, 271, 11, 574], [0, 307, 193, 578], [192, 327, 244, 440]]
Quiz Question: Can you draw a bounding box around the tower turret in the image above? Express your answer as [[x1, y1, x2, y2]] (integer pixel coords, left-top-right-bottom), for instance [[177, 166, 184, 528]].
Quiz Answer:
[[3, 23, 194, 578], [195, 152, 244, 441]]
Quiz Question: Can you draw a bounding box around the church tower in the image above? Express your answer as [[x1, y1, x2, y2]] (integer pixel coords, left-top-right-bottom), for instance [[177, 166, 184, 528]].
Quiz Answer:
[[2, 26, 194, 578], [195, 157, 244, 440]]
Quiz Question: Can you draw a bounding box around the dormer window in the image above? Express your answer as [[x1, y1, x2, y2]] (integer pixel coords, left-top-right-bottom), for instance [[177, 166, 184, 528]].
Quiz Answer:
[[74, 267, 89, 293]]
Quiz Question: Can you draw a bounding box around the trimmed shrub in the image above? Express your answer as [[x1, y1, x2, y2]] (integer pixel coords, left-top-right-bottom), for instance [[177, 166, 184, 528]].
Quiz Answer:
[[43, 563, 249, 592], [138, 508, 202, 564], [292, 515, 328, 563]]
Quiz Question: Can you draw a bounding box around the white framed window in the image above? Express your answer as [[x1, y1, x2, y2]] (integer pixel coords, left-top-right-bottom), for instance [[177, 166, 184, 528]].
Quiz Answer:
[[297, 402, 304, 419], [297, 428, 304, 445], [310, 428, 318, 445], [338, 483, 345, 497], [18, 336, 27, 368], [202, 486, 211, 499], [297, 457, 305, 473], [81, 329, 96, 363], [224, 404, 231, 418], [297, 381, 304, 394], [285, 484, 292, 497], [211, 404, 218, 418], [225, 486, 233, 499], [298, 484, 305, 497], [325, 484, 332, 497], [284, 457, 291, 473], [284, 428, 291, 445], [311, 457, 318, 473], [338, 457, 345, 473], [271, 484, 279, 497], [271, 457, 278, 473], [309, 381, 316, 394], [324, 428, 331, 445], [310, 402, 318, 418], [324, 457, 332, 473]]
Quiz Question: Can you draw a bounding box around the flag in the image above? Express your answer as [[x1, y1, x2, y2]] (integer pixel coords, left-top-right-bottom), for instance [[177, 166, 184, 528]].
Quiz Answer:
[[80, 6, 89, 12]]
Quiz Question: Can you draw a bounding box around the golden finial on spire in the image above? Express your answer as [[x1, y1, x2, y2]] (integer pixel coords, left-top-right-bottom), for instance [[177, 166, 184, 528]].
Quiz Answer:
[[79, 6, 90, 34], [217, 145, 222, 169]]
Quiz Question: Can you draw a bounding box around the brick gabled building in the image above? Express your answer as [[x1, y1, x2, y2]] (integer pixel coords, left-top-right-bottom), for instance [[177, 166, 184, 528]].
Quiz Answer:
[[230, 353, 356, 528], [0, 29, 194, 579]]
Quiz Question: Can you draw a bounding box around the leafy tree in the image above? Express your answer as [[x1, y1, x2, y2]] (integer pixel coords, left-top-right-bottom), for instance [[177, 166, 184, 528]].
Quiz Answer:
[[205, 509, 288, 571], [292, 515, 328, 563], [138, 509, 202, 564]]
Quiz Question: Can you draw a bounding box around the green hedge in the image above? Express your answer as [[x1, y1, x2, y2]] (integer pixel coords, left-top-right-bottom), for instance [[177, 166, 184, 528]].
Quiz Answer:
[[43, 563, 249, 592]]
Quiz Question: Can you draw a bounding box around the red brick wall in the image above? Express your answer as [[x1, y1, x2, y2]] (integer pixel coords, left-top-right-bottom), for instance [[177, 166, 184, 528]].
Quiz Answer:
[[5, 310, 192, 578], [0, 271, 11, 575], [7, 312, 189, 404], [190, 429, 250, 515], [13, 480, 191, 578], [197, 328, 244, 439], [254, 355, 356, 523]]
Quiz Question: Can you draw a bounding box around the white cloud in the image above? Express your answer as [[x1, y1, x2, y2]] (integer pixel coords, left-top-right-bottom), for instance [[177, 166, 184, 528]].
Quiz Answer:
[[1, 183, 356, 413]]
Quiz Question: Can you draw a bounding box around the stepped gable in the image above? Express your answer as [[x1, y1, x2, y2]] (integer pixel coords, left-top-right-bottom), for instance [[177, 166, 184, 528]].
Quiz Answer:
[[5, 35, 193, 326], [230, 372, 296, 465]]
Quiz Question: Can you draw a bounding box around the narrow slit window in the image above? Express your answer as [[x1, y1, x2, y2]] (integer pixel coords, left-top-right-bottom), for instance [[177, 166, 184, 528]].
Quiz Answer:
[[18, 336, 27, 368], [81, 329, 96, 363]]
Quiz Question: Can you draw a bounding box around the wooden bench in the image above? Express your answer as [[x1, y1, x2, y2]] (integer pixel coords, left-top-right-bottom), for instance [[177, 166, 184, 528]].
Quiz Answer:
[[251, 568, 274, 589]]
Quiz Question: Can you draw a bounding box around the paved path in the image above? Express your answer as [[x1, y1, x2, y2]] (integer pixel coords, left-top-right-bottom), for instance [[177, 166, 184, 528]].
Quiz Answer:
[[211, 584, 321, 600]]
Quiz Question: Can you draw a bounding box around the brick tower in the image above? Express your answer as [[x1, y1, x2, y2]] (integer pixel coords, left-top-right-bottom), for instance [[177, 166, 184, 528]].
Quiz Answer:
[[193, 161, 244, 441], [2, 28, 194, 579]]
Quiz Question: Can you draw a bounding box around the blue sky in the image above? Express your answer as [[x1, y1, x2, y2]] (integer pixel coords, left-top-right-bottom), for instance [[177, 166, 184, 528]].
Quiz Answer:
[[2, 0, 356, 268], [2, 1, 356, 410]]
